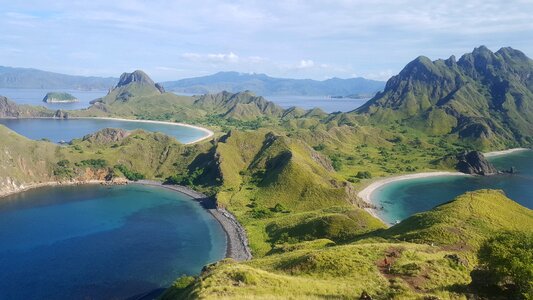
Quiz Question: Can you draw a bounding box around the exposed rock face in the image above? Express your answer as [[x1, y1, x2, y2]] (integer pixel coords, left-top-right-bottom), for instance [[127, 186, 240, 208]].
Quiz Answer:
[[155, 83, 165, 93], [116, 70, 156, 88], [82, 128, 131, 144], [0, 96, 20, 117], [456, 151, 498, 175], [54, 109, 69, 119]]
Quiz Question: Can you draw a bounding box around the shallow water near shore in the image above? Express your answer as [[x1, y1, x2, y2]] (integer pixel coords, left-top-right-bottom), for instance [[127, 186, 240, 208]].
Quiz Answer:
[[0, 184, 226, 300], [0, 118, 208, 143], [372, 150, 533, 224]]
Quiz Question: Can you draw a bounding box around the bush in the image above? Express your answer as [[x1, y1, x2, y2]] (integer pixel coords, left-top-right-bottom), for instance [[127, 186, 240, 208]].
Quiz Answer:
[[355, 171, 372, 179], [77, 159, 108, 169], [476, 231, 533, 298], [115, 164, 145, 181], [271, 203, 289, 213]]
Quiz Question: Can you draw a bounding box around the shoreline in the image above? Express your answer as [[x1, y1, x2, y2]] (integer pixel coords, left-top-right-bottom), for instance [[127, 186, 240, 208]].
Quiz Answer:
[[73, 117, 214, 145], [483, 147, 530, 158], [0, 179, 115, 199], [357, 172, 469, 225], [134, 180, 252, 262], [0, 116, 215, 145], [0, 179, 252, 262]]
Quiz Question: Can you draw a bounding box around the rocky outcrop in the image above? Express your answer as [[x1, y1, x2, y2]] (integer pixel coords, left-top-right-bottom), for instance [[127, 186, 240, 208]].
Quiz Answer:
[[456, 151, 498, 175], [116, 70, 156, 88], [54, 109, 69, 119], [82, 128, 131, 144], [0, 96, 21, 117]]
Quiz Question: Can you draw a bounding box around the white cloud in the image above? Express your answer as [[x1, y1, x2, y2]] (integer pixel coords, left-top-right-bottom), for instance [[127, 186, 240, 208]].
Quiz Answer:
[[297, 60, 315, 69], [182, 52, 240, 64]]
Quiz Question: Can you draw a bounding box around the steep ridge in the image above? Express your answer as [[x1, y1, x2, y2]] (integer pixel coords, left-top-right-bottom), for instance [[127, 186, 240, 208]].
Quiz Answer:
[[355, 46, 533, 148]]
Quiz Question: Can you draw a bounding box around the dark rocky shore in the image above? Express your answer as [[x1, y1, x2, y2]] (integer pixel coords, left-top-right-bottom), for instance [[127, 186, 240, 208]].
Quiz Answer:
[[136, 180, 252, 261]]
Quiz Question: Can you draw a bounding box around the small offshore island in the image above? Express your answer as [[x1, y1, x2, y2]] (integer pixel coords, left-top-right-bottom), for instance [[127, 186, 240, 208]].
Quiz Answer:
[[0, 46, 532, 299], [42, 91, 79, 103]]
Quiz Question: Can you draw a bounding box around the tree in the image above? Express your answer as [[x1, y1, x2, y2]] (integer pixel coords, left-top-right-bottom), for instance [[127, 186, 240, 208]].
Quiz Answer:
[[475, 231, 533, 299]]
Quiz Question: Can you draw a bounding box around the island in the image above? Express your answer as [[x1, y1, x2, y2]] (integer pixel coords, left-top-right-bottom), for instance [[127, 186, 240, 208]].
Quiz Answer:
[[42, 92, 79, 103]]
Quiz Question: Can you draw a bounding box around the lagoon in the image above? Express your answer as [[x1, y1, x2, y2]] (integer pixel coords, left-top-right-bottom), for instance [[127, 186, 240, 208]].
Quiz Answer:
[[371, 150, 533, 224], [0, 184, 226, 300], [0, 118, 209, 144]]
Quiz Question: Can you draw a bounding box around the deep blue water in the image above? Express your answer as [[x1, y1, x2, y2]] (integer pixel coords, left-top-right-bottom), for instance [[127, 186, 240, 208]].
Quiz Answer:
[[0, 88, 106, 110], [0, 184, 226, 300], [372, 150, 533, 224], [0, 118, 207, 144]]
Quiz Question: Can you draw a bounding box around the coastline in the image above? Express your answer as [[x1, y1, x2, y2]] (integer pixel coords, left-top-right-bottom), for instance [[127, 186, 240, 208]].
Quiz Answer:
[[357, 172, 469, 224], [484, 147, 530, 158], [0, 116, 215, 145], [0, 179, 252, 262], [71, 117, 215, 145], [130, 180, 252, 262], [0, 179, 115, 199]]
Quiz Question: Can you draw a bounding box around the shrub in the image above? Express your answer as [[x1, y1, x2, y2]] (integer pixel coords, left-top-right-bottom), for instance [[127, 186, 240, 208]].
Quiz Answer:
[[77, 159, 108, 169], [355, 171, 372, 179], [476, 231, 533, 298], [115, 164, 145, 181]]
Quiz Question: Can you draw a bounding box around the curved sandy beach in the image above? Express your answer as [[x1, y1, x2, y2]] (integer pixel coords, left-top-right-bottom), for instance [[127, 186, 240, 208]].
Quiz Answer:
[[357, 172, 469, 223], [483, 147, 530, 157], [74, 116, 215, 145]]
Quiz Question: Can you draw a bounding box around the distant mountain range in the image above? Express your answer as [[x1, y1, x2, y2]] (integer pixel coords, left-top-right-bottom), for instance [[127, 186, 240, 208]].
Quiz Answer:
[[0, 67, 385, 97], [161, 71, 385, 97], [0, 66, 118, 90]]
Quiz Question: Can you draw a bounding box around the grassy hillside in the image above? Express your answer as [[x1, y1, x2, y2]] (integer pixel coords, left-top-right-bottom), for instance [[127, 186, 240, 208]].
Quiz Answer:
[[196, 130, 386, 256], [382, 189, 533, 250], [162, 190, 533, 299]]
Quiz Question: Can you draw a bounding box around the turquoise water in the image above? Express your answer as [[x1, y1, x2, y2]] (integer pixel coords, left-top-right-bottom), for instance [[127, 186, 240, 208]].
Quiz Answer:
[[0, 184, 226, 299], [0, 118, 207, 143], [371, 150, 533, 224]]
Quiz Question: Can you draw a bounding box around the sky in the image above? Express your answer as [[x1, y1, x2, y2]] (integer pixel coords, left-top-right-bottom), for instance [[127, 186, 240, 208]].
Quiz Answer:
[[1, 0, 532, 82]]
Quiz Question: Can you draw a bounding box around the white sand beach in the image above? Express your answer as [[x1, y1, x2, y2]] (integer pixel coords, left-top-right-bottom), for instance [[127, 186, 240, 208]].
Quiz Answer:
[[358, 172, 469, 224], [74, 117, 215, 145], [484, 148, 530, 158]]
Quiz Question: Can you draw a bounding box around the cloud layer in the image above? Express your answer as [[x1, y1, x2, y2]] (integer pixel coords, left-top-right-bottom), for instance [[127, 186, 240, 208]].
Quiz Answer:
[[0, 0, 532, 81]]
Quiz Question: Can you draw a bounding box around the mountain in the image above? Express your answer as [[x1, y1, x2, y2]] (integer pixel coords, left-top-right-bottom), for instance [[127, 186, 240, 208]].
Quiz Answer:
[[355, 46, 533, 148], [0, 66, 117, 90], [161, 71, 385, 97], [84, 70, 327, 121]]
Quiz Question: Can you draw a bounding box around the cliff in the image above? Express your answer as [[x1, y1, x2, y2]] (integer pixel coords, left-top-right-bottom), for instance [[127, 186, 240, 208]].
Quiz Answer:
[[456, 151, 498, 175]]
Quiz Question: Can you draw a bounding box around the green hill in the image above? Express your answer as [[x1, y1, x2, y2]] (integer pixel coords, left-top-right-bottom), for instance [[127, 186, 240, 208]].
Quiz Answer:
[[80, 70, 327, 122], [355, 46, 533, 149], [382, 189, 533, 250], [162, 190, 533, 299]]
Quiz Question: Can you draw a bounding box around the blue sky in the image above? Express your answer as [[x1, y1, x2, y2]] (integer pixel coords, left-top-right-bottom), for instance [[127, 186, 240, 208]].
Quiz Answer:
[[1, 0, 532, 81]]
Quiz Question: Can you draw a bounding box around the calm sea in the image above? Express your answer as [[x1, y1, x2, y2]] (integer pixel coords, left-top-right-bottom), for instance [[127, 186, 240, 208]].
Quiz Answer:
[[0, 118, 207, 144], [0, 184, 226, 299], [0, 88, 106, 110], [371, 150, 533, 224]]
